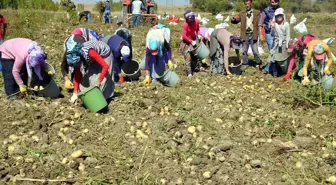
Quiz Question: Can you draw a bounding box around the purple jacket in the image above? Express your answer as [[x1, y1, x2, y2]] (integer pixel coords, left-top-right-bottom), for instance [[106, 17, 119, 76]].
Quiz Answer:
[[259, 6, 281, 33]]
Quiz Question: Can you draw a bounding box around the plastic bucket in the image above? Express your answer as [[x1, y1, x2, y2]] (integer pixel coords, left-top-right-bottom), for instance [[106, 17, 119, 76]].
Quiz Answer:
[[228, 56, 242, 75], [274, 52, 289, 74], [30, 63, 60, 98], [78, 86, 107, 112], [190, 41, 210, 60], [121, 60, 141, 81], [321, 75, 334, 90]]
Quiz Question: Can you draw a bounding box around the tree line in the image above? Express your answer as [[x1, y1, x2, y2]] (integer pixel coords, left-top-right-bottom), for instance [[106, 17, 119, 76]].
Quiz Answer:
[[0, 0, 86, 12], [191, 0, 336, 15]]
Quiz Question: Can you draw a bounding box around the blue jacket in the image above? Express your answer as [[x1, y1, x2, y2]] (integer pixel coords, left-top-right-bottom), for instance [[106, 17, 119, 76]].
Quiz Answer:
[[263, 6, 279, 33], [107, 35, 130, 76], [104, 2, 110, 12]]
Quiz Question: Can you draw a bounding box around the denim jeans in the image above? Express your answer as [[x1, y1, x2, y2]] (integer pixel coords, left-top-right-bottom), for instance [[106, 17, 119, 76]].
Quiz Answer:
[[102, 11, 111, 24], [1, 58, 28, 97], [132, 14, 141, 27], [242, 34, 261, 65], [266, 33, 274, 50]]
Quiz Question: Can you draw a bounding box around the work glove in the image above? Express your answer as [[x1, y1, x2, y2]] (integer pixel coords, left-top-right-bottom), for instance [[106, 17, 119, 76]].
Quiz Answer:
[[119, 74, 125, 84], [167, 60, 174, 70], [302, 76, 310, 86], [19, 85, 27, 95], [143, 75, 151, 85], [324, 66, 331, 75], [64, 80, 74, 90], [47, 70, 53, 75], [191, 41, 197, 47], [283, 73, 291, 81], [70, 93, 78, 104], [202, 59, 207, 64]]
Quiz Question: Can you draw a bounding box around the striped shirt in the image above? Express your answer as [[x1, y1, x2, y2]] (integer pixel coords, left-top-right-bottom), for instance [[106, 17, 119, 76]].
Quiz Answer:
[[81, 40, 111, 62]]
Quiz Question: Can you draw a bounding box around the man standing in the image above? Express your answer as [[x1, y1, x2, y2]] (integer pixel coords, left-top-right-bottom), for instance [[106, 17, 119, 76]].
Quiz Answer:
[[132, 0, 145, 27], [231, 0, 261, 68], [258, 0, 281, 50], [102, 0, 111, 24]]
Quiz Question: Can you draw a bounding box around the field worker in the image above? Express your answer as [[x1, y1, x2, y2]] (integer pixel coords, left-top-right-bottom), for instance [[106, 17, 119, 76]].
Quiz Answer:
[[101, 34, 131, 84], [0, 14, 6, 45], [142, 29, 179, 86], [79, 10, 91, 23], [115, 28, 133, 59], [259, 0, 281, 50], [0, 38, 48, 99], [102, 0, 111, 24], [62, 28, 103, 91], [132, 0, 145, 27], [66, 36, 114, 103], [300, 40, 333, 88], [209, 29, 242, 75], [267, 8, 290, 77], [231, 0, 261, 69], [284, 34, 316, 81], [148, 23, 171, 59], [151, 23, 171, 43], [180, 10, 204, 77]]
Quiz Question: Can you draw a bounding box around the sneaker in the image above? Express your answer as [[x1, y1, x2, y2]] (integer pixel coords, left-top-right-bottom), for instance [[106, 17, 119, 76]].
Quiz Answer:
[[188, 74, 193, 77], [200, 67, 205, 71]]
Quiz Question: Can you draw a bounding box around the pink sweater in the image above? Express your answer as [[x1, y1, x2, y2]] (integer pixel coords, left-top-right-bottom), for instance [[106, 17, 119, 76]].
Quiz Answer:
[[0, 38, 32, 85]]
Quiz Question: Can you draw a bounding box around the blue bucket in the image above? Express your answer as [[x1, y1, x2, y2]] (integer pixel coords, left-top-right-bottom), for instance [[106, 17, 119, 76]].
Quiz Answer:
[[0, 62, 2, 72], [190, 42, 210, 60]]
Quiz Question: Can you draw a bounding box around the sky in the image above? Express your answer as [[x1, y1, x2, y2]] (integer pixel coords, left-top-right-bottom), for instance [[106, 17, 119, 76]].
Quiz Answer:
[[54, 0, 190, 5]]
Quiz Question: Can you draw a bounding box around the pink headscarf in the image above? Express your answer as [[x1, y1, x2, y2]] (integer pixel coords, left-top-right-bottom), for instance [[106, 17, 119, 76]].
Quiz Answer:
[[71, 28, 83, 36]]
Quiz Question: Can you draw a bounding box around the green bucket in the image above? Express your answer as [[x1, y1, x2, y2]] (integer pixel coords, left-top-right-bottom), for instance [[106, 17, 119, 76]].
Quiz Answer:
[[78, 86, 108, 112], [190, 42, 210, 60]]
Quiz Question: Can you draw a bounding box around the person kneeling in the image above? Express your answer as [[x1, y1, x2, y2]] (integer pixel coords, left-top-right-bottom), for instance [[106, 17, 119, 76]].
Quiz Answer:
[[65, 36, 115, 104], [142, 30, 179, 87]]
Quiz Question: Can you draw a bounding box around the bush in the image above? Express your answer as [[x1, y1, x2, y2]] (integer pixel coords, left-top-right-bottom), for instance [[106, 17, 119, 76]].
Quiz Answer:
[[192, 0, 232, 14], [234, 2, 244, 12]]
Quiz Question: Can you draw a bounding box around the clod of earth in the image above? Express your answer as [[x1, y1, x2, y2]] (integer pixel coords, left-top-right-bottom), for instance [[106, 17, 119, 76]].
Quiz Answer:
[[215, 141, 234, 152], [250, 160, 261, 168]]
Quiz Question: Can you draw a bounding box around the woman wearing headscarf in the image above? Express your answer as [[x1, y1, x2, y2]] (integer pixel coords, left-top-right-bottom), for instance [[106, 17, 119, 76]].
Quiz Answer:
[[142, 28, 179, 86], [115, 28, 133, 59], [62, 28, 103, 90], [299, 40, 334, 89], [284, 34, 316, 81], [0, 38, 48, 99], [101, 34, 131, 83], [65, 36, 114, 103], [180, 10, 204, 77], [209, 29, 242, 75]]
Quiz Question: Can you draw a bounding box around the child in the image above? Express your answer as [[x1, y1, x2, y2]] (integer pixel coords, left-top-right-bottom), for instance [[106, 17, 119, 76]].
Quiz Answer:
[[268, 8, 290, 77]]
